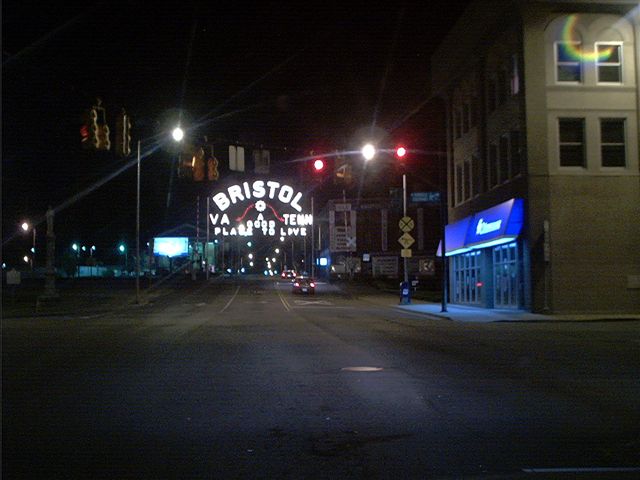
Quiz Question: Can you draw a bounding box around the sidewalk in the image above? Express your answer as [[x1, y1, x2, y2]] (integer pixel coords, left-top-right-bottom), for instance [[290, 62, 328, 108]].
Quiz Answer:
[[345, 289, 640, 324]]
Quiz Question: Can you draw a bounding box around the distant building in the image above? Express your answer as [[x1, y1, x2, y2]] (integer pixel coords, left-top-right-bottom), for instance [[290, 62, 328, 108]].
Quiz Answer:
[[430, 0, 640, 313]]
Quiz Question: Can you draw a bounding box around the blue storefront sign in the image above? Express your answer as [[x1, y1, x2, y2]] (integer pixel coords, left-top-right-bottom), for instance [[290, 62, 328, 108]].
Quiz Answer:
[[438, 198, 524, 256]]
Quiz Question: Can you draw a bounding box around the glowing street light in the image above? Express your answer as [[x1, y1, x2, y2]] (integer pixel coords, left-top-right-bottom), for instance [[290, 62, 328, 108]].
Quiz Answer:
[[172, 126, 184, 142], [361, 143, 376, 161]]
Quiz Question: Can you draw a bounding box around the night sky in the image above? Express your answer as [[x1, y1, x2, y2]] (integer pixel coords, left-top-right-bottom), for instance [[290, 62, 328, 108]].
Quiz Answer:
[[2, 0, 470, 264]]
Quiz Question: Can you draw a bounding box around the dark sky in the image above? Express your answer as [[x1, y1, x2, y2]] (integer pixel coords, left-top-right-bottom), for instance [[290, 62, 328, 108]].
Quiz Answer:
[[2, 0, 469, 261]]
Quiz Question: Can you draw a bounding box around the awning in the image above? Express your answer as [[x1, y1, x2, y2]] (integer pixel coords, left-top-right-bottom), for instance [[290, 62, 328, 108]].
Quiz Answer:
[[437, 198, 524, 256]]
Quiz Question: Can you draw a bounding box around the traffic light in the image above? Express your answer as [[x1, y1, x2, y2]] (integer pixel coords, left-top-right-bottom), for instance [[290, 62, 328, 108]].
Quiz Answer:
[[115, 109, 132, 157], [207, 156, 219, 181], [81, 102, 110, 151], [313, 158, 325, 172], [192, 147, 206, 181], [80, 108, 100, 150], [395, 146, 407, 159]]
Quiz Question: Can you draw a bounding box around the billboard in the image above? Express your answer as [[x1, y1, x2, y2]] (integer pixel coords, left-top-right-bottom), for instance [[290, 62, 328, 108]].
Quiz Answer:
[[153, 237, 189, 258]]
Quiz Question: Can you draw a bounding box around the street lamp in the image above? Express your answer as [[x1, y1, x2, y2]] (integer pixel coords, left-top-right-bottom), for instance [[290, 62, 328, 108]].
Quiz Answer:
[[172, 126, 184, 142], [361, 143, 376, 161], [21, 221, 36, 271]]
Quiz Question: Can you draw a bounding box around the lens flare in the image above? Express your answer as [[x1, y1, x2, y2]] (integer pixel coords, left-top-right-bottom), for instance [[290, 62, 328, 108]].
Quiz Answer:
[[561, 15, 613, 61]]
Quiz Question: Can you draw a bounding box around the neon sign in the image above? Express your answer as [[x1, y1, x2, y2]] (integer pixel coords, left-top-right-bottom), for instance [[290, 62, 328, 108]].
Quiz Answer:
[[209, 179, 312, 238], [475, 218, 502, 236]]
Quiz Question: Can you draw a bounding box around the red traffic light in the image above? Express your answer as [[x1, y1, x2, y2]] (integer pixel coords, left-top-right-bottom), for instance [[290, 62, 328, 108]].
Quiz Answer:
[[313, 158, 325, 171], [396, 146, 407, 158]]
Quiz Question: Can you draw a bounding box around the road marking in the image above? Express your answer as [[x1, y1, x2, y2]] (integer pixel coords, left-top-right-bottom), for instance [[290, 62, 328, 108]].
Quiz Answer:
[[220, 285, 241, 313], [522, 467, 640, 474], [294, 299, 332, 306], [276, 288, 291, 311]]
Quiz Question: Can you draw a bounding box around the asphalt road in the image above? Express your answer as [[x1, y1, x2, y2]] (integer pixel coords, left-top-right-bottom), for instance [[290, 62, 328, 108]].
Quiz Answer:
[[3, 275, 639, 479]]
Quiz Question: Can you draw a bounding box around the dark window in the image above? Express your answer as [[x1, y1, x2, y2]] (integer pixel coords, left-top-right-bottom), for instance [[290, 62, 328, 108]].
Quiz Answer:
[[455, 109, 462, 139], [600, 118, 626, 167], [597, 44, 622, 83], [559, 118, 585, 167], [510, 131, 521, 176], [472, 155, 481, 196], [499, 135, 509, 183], [487, 79, 497, 112], [464, 160, 471, 200], [456, 165, 463, 204], [556, 42, 581, 82], [488, 144, 498, 187]]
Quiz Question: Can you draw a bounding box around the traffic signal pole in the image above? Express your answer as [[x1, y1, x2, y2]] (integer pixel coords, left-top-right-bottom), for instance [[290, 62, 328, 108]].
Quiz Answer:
[[403, 173, 409, 285]]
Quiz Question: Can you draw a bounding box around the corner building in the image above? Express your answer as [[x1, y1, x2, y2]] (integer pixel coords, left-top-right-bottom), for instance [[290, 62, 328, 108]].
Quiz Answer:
[[430, 0, 639, 313]]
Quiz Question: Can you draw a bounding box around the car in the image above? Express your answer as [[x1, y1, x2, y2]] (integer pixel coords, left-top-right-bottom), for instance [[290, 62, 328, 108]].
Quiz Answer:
[[281, 270, 297, 280], [292, 276, 315, 294]]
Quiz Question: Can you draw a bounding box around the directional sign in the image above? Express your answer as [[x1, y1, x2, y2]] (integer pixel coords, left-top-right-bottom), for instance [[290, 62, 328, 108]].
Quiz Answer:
[[398, 232, 415, 248], [399, 216, 414, 232]]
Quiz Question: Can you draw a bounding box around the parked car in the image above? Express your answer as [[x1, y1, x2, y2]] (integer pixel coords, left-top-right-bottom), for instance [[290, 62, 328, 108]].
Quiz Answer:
[[281, 270, 297, 280], [292, 276, 316, 294]]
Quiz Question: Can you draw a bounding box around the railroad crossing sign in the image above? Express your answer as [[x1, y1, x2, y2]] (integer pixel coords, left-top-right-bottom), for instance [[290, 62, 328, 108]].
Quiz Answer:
[[399, 216, 414, 232], [398, 232, 415, 249]]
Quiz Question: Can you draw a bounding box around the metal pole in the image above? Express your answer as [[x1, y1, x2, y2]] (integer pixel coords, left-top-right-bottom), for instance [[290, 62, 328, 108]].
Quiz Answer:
[[439, 154, 448, 313], [206, 196, 210, 280], [311, 196, 315, 278], [403, 173, 408, 285], [136, 140, 141, 304]]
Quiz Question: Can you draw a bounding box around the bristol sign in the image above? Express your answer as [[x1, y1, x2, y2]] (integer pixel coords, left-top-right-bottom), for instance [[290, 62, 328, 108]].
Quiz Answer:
[[209, 179, 312, 238]]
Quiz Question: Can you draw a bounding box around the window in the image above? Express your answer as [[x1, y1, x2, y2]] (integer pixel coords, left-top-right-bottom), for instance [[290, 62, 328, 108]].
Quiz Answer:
[[558, 118, 585, 167], [472, 155, 481, 196], [596, 43, 622, 83], [464, 160, 471, 200], [510, 131, 521, 176], [487, 79, 497, 112], [556, 42, 582, 82], [488, 144, 498, 187], [499, 135, 509, 183], [455, 165, 463, 204], [510, 54, 520, 95], [600, 118, 626, 167]]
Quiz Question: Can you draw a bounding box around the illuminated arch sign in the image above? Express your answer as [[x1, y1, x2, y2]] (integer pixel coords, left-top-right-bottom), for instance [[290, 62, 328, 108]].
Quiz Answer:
[[209, 179, 312, 237]]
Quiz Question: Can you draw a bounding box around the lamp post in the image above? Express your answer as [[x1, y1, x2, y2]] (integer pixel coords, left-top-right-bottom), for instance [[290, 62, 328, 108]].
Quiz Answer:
[[72, 243, 80, 277]]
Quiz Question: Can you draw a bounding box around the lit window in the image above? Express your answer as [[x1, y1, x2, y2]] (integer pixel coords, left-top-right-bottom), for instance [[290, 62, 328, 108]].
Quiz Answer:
[[558, 118, 585, 167], [556, 42, 582, 82], [596, 43, 622, 83], [510, 54, 520, 95], [600, 118, 626, 167]]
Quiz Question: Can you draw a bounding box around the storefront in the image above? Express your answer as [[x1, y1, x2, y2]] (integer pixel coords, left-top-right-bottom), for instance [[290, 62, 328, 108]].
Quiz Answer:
[[439, 198, 528, 309]]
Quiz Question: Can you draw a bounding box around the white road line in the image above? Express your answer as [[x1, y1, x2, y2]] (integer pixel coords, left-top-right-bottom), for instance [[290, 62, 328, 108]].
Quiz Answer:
[[220, 285, 241, 313], [523, 467, 640, 473], [276, 288, 291, 311]]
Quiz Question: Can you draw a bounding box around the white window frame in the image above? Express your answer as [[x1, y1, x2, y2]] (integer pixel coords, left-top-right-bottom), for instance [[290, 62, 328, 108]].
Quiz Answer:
[[558, 118, 586, 169], [595, 42, 623, 84], [599, 118, 627, 168], [555, 41, 582, 84]]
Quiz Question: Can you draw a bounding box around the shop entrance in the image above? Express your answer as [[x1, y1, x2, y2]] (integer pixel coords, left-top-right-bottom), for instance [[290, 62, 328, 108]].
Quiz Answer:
[[452, 250, 482, 305], [493, 242, 519, 308]]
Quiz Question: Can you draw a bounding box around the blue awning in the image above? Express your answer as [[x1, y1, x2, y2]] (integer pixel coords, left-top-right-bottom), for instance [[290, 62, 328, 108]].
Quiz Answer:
[[438, 198, 524, 256]]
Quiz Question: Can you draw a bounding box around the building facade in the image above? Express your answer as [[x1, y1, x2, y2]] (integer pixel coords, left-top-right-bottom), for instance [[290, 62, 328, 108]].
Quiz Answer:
[[431, 0, 639, 313]]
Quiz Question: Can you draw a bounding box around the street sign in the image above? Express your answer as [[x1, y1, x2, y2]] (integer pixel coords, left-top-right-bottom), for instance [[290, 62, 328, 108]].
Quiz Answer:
[[399, 216, 414, 232], [419, 258, 435, 275], [401, 249, 412, 258], [398, 232, 415, 248], [411, 191, 440, 204]]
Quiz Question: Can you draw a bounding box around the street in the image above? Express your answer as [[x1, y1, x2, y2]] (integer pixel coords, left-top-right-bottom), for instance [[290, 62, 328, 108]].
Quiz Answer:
[[2, 275, 639, 479]]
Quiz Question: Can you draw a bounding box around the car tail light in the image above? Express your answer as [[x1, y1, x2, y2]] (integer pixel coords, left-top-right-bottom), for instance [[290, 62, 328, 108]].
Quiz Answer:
[[294, 282, 299, 287], [310, 282, 315, 288]]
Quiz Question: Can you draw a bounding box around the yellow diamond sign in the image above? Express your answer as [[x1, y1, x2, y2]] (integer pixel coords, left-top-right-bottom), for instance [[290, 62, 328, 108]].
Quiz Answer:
[[398, 232, 415, 249]]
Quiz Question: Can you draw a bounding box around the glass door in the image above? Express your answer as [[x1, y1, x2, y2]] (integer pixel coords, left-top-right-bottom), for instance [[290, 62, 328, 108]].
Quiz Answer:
[[493, 242, 519, 308]]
